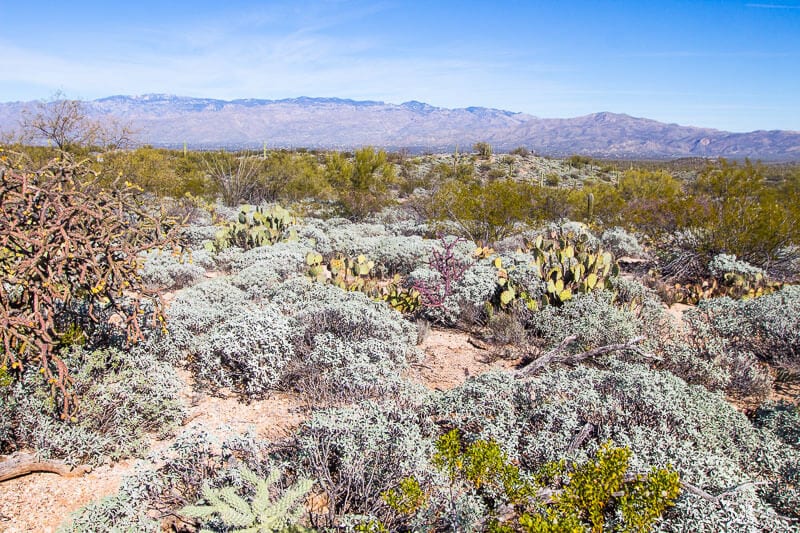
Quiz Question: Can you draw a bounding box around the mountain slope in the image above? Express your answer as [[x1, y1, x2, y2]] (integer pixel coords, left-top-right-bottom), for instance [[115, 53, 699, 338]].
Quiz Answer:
[[1, 94, 798, 159]]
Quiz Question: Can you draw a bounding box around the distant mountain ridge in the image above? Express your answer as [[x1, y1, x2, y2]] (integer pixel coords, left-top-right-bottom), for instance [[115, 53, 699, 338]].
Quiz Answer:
[[1, 94, 798, 159]]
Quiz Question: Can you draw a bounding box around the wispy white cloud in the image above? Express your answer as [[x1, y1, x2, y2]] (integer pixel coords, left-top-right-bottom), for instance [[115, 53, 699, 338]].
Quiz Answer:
[[0, 0, 570, 111], [745, 3, 800, 8]]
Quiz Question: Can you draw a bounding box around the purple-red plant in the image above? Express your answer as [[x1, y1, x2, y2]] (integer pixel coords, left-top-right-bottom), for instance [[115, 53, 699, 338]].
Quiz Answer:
[[413, 236, 472, 309]]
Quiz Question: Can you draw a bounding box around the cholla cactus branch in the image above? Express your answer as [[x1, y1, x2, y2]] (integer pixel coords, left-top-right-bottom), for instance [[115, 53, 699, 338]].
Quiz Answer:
[[0, 154, 186, 418], [412, 236, 472, 309]]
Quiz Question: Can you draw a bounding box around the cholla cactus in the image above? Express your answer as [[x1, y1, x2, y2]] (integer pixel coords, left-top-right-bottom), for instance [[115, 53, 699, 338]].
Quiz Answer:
[[180, 466, 314, 532]]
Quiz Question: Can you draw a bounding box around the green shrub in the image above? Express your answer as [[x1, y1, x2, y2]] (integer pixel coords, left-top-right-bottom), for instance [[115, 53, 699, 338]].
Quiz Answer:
[[474, 142, 493, 159], [424, 179, 540, 243], [520, 441, 680, 533], [326, 147, 396, 219]]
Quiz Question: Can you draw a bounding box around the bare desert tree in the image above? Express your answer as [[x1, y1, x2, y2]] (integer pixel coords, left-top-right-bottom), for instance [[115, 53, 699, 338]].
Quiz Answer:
[[203, 151, 264, 206], [20, 91, 135, 152]]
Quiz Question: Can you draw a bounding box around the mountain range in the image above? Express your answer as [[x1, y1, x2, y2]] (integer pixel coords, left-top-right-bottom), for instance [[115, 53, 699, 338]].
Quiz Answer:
[[1, 94, 798, 160]]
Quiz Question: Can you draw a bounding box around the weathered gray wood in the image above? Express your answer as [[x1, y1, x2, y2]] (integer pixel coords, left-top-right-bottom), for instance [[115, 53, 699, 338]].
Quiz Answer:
[[516, 335, 660, 378], [0, 452, 91, 482]]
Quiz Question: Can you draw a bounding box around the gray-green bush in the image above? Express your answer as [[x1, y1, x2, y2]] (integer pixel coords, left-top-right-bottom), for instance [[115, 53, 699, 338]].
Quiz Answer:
[[1, 346, 185, 465]]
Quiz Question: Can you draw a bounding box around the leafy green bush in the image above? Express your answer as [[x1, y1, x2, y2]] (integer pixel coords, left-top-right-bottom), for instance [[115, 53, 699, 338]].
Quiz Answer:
[[473, 142, 493, 159], [520, 441, 680, 533], [326, 147, 396, 219], [688, 159, 798, 268], [424, 179, 541, 243]]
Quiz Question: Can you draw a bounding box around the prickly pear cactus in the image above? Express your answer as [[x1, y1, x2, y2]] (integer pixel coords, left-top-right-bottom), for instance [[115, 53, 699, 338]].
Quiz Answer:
[[208, 205, 297, 252], [493, 229, 620, 309]]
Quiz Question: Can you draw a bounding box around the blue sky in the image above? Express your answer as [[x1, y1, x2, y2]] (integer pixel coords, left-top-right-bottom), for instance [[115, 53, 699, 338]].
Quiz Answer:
[[0, 0, 798, 132]]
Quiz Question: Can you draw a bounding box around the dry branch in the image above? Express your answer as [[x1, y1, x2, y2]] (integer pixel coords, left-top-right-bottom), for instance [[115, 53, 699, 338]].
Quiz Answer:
[[0, 453, 91, 482], [567, 422, 595, 453], [516, 335, 660, 378]]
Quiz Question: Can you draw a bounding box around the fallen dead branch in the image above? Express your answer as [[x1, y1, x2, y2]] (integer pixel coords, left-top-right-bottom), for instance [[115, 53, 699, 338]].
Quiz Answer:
[[516, 335, 661, 378], [0, 452, 91, 482]]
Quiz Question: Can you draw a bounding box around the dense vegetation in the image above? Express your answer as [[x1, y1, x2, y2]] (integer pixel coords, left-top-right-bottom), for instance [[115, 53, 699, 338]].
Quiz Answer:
[[1, 138, 799, 532]]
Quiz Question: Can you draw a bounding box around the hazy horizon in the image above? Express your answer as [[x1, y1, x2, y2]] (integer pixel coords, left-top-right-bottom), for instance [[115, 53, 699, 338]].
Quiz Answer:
[[1, 1, 799, 133]]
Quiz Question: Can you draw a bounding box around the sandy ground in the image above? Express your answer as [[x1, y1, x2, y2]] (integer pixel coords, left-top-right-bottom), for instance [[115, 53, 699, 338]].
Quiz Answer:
[[0, 327, 514, 532], [407, 327, 521, 390], [0, 369, 308, 533], [2, 323, 794, 532]]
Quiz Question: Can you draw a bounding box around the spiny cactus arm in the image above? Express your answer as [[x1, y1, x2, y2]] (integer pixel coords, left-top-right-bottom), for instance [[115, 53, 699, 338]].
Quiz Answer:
[[180, 486, 255, 528], [257, 477, 314, 529], [245, 467, 281, 517]]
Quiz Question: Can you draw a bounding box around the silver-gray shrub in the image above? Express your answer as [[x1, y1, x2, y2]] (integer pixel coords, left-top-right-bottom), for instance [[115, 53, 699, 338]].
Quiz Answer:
[[266, 279, 419, 399], [163, 277, 249, 358], [652, 286, 800, 398], [2, 346, 185, 466], [180, 224, 219, 249], [298, 333, 409, 400], [370, 235, 435, 276], [197, 304, 298, 396], [267, 278, 417, 359], [527, 291, 642, 351], [324, 220, 389, 256], [429, 363, 798, 531], [686, 286, 800, 370], [601, 226, 646, 258], [228, 263, 282, 300], [752, 402, 800, 520], [226, 240, 313, 274], [708, 253, 765, 278], [166, 275, 419, 401], [305, 220, 432, 275], [57, 491, 159, 533], [754, 401, 800, 447], [138, 249, 205, 290], [296, 396, 436, 527], [291, 220, 333, 255], [367, 205, 430, 237]]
